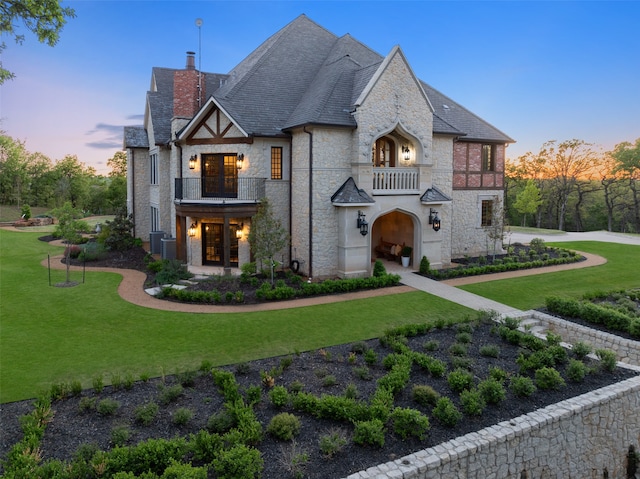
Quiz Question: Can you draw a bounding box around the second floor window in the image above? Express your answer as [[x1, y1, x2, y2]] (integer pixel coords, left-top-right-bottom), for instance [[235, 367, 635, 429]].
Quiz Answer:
[[482, 144, 495, 171], [271, 147, 282, 180], [150, 153, 159, 185]]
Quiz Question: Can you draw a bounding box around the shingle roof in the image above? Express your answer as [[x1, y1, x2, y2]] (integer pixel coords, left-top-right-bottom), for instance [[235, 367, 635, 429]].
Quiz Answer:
[[123, 126, 148, 148], [420, 186, 453, 204], [331, 177, 375, 205], [141, 14, 513, 146]]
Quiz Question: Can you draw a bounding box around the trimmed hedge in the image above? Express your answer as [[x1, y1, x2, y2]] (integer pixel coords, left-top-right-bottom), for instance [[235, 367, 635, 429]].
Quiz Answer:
[[546, 295, 639, 338], [427, 248, 582, 280]]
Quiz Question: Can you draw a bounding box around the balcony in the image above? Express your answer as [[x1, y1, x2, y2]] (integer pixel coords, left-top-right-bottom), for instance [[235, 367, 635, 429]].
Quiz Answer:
[[372, 167, 420, 195], [175, 177, 266, 203]]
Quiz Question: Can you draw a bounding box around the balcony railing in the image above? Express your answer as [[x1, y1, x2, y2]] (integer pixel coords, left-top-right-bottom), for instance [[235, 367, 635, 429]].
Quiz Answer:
[[175, 177, 266, 202], [372, 167, 420, 195]]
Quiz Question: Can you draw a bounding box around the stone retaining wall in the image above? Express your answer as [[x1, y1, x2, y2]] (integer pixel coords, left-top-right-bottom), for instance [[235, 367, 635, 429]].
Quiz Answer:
[[345, 314, 640, 479], [345, 374, 640, 479], [519, 310, 640, 366]]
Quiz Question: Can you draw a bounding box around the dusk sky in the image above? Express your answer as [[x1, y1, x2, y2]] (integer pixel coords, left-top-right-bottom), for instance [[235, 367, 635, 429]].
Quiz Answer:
[[1, 0, 639, 175]]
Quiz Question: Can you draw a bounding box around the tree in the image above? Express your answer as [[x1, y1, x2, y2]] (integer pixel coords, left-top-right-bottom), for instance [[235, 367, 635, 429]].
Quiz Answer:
[[248, 199, 288, 285], [52, 201, 85, 285], [107, 151, 127, 178], [513, 180, 543, 227], [1, 0, 76, 83], [484, 195, 505, 261], [539, 139, 598, 231], [611, 138, 640, 232], [52, 155, 95, 209]]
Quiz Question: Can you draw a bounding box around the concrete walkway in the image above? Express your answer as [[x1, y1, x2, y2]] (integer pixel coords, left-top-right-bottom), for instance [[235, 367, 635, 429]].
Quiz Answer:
[[380, 230, 639, 317]]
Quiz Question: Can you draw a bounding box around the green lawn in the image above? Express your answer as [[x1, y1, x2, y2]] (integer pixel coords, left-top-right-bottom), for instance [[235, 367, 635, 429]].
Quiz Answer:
[[0, 229, 472, 403], [461, 241, 640, 310]]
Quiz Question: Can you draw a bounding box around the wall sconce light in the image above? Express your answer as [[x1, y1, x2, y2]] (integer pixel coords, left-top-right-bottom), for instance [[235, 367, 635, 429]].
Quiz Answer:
[[402, 145, 411, 162], [236, 223, 243, 239], [357, 210, 369, 236], [429, 208, 441, 232], [188, 222, 198, 237], [189, 155, 197, 170], [236, 154, 245, 170]]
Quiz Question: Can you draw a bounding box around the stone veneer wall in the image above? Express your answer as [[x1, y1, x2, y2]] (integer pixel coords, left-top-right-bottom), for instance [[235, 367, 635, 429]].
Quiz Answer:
[[345, 316, 640, 479], [514, 310, 640, 367], [345, 375, 640, 479]]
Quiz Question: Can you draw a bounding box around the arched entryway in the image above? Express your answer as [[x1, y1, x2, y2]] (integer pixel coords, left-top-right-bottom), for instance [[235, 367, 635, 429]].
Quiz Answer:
[[371, 210, 416, 267]]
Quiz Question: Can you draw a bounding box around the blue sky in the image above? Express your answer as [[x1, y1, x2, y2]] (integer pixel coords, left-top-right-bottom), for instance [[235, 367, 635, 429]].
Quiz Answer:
[[1, 0, 639, 174]]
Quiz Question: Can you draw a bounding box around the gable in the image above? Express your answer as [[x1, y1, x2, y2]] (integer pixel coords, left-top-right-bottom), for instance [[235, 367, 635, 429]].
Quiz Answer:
[[355, 46, 433, 113], [178, 97, 252, 145], [352, 47, 434, 159]]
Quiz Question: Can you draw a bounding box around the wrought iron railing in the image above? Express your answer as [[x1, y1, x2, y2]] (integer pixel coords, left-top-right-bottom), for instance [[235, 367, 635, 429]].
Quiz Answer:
[[175, 177, 266, 202], [372, 167, 420, 194]]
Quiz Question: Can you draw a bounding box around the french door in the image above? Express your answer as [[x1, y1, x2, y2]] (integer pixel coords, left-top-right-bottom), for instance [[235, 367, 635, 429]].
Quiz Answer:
[[202, 222, 239, 266], [202, 154, 238, 198]]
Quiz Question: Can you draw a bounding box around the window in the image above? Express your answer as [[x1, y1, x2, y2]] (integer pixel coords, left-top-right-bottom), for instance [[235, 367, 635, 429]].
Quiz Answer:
[[372, 137, 395, 167], [482, 144, 495, 171], [271, 147, 282, 180], [481, 200, 493, 226], [150, 205, 160, 231], [150, 153, 159, 185]]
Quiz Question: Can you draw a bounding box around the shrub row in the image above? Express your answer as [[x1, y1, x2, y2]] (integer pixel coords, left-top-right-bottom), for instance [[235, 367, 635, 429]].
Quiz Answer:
[[161, 273, 400, 303], [428, 250, 581, 280], [546, 295, 640, 338]]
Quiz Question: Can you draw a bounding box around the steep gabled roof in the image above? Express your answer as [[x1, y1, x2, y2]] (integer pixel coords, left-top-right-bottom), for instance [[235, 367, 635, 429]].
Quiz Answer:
[[123, 126, 148, 149], [331, 177, 375, 205], [422, 81, 514, 143], [140, 14, 513, 146]]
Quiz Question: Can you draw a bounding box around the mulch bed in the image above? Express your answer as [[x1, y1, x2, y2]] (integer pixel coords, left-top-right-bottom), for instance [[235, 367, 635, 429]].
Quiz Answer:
[[1, 320, 637, 478]]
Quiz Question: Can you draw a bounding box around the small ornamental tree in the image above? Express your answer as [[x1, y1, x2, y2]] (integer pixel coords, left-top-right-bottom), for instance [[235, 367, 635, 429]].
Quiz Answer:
[[103, 208, 136, 252], [52, 201, 84, 284], [513, 180, 543, 227], [248, 199, 288, 284]]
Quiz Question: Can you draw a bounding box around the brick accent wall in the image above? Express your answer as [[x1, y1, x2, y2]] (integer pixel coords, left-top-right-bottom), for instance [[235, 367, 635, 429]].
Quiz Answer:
[[453, 142, 505, 190]]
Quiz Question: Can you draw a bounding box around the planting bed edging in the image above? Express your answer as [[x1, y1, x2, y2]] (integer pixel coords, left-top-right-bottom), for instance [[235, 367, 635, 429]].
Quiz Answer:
[[345, 374, 640, 479]]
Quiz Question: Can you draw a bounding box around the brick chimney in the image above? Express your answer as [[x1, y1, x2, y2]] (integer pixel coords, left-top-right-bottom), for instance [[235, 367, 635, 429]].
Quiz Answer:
[[173, 51, 206, 118]]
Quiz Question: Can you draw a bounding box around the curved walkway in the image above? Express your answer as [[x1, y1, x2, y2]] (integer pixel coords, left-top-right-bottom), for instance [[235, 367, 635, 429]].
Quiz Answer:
[[42, 245, 606, 315]]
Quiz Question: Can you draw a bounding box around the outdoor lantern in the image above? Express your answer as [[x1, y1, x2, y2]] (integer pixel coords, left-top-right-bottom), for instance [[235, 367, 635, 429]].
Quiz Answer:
[[188, 222, 197, 237], [402, 145, 411, 162], [429, 208, 441, 232], [236, 223, 243, 239], [189, 155, 197, 169], [236, 154, 245, 170], [357, 210, 369, 236]]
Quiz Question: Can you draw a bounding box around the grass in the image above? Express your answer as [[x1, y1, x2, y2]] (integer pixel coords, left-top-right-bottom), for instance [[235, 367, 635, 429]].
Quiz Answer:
[[461, 241, 640, 310], [0, 228, 473, 403], [0, 205, 51, 222], [2, 230, 638, 403]]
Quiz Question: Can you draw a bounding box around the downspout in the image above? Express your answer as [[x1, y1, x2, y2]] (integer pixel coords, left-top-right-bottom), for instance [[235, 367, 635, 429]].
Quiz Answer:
[[303, 126, 313, 279], [288, 136, 293, 268], [130, 150, 136, 237]]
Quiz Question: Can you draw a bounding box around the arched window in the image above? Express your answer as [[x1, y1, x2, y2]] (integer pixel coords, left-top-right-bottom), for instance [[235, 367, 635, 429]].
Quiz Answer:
[[372, 137, 396, 167]]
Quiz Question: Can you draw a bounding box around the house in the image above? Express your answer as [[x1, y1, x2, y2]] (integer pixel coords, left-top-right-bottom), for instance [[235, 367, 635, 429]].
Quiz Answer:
[[124, 14, 513, 279]]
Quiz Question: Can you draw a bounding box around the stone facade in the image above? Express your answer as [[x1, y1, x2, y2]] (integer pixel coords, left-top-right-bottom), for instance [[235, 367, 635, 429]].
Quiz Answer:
[[125, 19, 512, 277]]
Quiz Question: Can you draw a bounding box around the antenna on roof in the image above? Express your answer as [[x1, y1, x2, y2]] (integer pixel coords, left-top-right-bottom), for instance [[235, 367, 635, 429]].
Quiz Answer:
[[195, 18, 203, 107]]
